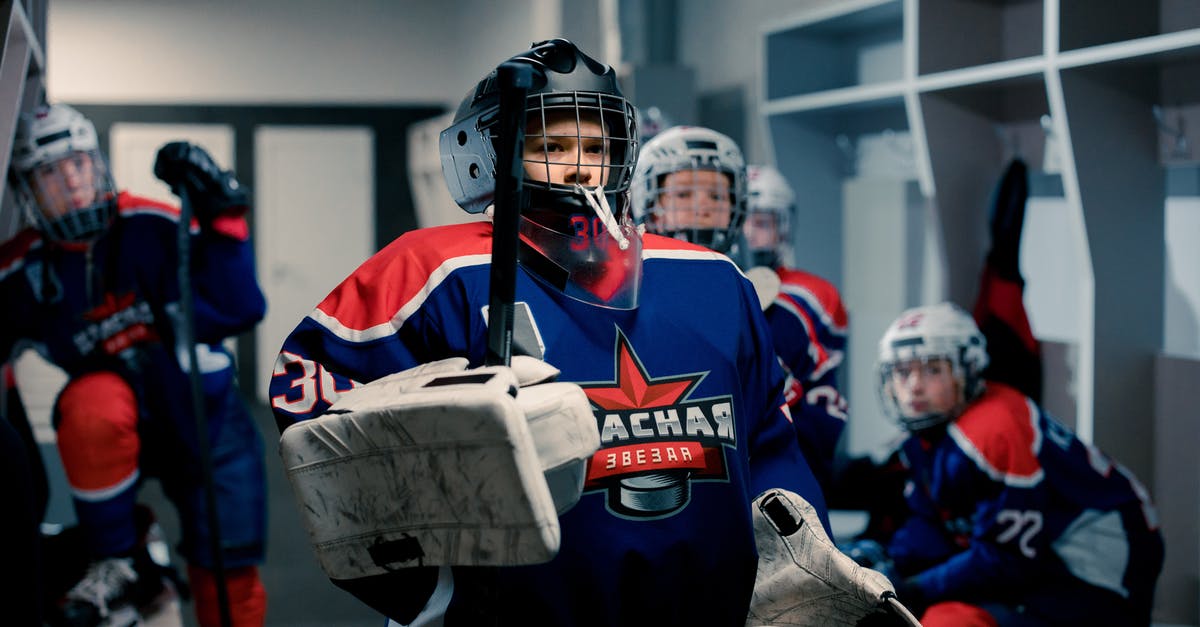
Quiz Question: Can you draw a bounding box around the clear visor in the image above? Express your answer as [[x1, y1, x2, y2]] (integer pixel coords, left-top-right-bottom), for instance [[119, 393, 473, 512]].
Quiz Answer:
[[644, 168, 739, 251], [19, 149, 117, 243], [518, 205, 643, 310]]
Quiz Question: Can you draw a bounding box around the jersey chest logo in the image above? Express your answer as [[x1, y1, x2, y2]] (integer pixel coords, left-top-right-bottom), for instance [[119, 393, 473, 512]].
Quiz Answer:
[[74, 291, 158, 356], [580, 330, 736, 519]]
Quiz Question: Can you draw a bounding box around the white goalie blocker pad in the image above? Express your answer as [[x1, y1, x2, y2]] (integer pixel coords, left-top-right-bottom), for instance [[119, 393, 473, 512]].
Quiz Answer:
[[747, 489, 918, 627], [278, 357, 599, 581]]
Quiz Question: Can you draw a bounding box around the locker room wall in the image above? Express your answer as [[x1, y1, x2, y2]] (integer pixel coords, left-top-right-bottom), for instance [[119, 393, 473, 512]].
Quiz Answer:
[[46, 0, 564, 106]]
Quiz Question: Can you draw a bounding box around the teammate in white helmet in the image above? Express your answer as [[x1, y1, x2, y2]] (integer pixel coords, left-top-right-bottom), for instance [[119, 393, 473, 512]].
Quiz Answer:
[[862, 302, 1163, 627], [742, 164, 850, 493], [632, 125, 748, 256], [631, 140, 848, 495], [1, 103, 269, 627]]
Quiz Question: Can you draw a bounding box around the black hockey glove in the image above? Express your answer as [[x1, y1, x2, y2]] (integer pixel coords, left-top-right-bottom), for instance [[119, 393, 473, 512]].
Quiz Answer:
[[154, 141, 249, 221]]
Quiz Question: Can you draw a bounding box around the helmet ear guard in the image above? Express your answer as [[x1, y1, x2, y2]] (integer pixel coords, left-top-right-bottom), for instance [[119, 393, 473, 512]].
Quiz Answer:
[[876, 303, 989, 432]]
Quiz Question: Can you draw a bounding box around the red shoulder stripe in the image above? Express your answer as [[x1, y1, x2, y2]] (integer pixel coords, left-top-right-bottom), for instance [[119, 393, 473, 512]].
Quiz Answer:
[[312, 222, 493, 341], [117, 191, 200, 232], [948, 383, 1044, 487], [777, 267, 848, 331], [0, 229, 42, 280]]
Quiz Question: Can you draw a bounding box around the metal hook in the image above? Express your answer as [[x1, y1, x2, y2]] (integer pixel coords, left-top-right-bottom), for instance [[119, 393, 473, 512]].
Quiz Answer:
[[1152, 105, 1190, 160], [834, 134, 857, 177]]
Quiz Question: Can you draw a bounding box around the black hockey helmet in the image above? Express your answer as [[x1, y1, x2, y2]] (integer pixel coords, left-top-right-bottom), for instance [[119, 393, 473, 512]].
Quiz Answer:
[[440, 39, 642, 309]]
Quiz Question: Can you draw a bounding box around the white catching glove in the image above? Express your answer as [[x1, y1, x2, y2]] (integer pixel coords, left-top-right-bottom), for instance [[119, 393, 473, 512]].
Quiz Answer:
[[278, 356, 598, 582], [508, 356, 600, 514], [746, 489, 921, 627]]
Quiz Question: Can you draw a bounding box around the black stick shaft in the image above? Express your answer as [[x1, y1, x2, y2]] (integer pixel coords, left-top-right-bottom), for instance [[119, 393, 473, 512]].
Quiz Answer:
[[486, 62, 533, 367], [176, 185, 233, 627]]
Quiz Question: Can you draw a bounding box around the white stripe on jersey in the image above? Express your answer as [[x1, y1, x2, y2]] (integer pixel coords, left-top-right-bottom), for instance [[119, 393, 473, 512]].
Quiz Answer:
[[309, 253, 492, 344], [780, 283, 847, 335]]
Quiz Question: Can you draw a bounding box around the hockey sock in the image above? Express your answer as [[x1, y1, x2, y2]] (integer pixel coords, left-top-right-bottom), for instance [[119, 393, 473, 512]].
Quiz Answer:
[[920, 601, 999, 627], [55, 371, 141, 556], [188, 565, 267, 627]]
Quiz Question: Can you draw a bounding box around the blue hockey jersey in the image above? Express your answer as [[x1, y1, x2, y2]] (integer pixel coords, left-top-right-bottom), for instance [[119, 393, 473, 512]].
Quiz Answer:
[[889, 382, 1163, 624], [764, 266, 849, 491], [269, 221, 827, 626], [0, 191, 268, 566]]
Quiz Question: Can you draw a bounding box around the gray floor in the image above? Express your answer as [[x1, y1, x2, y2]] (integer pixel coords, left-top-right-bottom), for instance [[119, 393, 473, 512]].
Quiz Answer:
[[41, 398, 382, 627]]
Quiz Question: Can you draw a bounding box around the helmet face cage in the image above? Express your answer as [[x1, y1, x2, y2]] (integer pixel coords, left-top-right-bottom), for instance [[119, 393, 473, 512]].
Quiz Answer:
[[12, 104, 117, 243], [516, 92, 637, 199], [632, 126, 747, 254], [745, 165, 795, 268], [439, 39, 638, 218], [876, 303, 989, 432]]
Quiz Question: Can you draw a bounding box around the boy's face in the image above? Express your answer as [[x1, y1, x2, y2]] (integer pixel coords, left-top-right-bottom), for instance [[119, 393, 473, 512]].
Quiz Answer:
[[523, 110, 610, 187], [30, 151, 99, 220], [743, 211, 780, 249], [887, 357, 960, 419], [651, 169, 732, 231]]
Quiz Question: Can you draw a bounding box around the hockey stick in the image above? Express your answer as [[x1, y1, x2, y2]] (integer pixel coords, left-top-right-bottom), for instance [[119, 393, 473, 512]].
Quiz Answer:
[[485, 61, 533, 367], [174, 183, 233, 627]]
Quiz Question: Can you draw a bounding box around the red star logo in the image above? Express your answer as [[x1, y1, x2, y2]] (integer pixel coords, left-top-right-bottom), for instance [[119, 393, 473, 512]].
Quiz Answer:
[[84, 291, 137, 321], [582, 332, 703, 410]]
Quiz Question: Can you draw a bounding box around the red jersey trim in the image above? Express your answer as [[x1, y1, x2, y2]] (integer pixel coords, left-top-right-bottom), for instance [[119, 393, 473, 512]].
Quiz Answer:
[[776, 267, 849, 332], [118, 191, 200, 233], [311, 227, 742, 343], [313, 223, 493, 341], [0, 229, 41, 281], [947, 383, 1044, 487]]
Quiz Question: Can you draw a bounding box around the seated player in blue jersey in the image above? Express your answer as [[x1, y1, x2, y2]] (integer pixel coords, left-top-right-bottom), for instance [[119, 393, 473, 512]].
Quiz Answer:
[[268, 39, 915, 627], [2, 103, 269, 627], [864, 302, 1164, 627], [631, 129, 848, 497]]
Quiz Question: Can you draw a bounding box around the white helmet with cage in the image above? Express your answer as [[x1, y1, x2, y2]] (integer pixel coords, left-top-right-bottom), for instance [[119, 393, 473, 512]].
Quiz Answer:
[[877, 302, 989, 431], [631, 125, 747, 254], [744, 164, 794, 268], [11, 103, 118, 243]]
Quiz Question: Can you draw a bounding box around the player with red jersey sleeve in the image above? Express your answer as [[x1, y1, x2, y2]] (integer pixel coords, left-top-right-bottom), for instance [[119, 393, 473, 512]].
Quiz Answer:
[[866, 302, 1163, 627], [629, 133, 848, 496], [741, 163, 849, 492], [2, 103, 268, 627]]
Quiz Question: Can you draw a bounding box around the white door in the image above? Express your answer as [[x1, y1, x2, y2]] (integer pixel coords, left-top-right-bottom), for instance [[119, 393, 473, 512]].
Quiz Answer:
[[254, 126, 374, 404]]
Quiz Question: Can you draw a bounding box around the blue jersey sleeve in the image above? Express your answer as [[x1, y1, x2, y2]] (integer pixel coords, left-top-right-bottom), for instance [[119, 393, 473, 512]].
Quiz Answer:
[[740, 276, 831, 535], [190, 230, 266, 342]]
